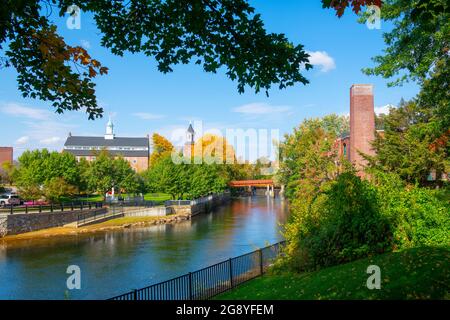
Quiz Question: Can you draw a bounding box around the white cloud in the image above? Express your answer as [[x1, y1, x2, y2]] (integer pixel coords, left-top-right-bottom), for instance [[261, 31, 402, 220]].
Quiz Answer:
[[233, 103, 292, 115], [132, 112, 166, 120], [375, 104, 396, 115], [15, 136, 30, 145], [0, 102, 79, 157], [39, 137, 63, 145], [0, 102, 49, 120], [306, 51, 336, 72], [80, 39, 91, 49], [24, 120, 74, 142]]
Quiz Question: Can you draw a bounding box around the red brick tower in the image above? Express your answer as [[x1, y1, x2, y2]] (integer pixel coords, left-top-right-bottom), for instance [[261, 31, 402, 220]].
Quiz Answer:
[[0, 147, 13, 168], [349, 84, 375, 173]]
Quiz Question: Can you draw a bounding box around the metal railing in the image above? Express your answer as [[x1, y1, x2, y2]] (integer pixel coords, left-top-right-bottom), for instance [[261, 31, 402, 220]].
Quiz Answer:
[[0, 201, 103, 215], [75, 200, 165, 225], [0, 199, 164, 216], [104, 200, 163, 207], [164, 192, 230, 207], [76, 206, 124, 227], [109, 241, 285, 300], [164, 200, 192, 206]]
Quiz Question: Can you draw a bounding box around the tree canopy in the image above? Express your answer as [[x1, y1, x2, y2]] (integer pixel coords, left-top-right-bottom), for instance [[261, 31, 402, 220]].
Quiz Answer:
[[13, 149, 82, 201], [84, 151, 143, 197], [361, 0, 449, 133], [193, 133, 236, 164], [278, 114, 351, 200], [150, 133, 174, 166], [366, 99, 449, 186], [1, 0, 381, 118], [144, 154, 227, 199]]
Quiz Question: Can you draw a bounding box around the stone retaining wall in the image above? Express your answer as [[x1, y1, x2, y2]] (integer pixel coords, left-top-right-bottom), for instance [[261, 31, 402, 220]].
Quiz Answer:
[[0, 208, 107, 237], [169, 193, 230, 216], [124, 206, 170, 217]]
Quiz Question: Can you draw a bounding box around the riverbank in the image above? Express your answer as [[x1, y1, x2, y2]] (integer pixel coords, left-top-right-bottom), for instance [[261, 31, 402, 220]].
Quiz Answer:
[[0, 213, 190, 245], [0, 197, 288, 299], [215, 246, 450, 300]]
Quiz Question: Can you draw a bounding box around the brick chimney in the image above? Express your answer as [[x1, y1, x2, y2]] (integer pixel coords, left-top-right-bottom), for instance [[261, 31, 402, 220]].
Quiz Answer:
[[349, 84, 375, 173]]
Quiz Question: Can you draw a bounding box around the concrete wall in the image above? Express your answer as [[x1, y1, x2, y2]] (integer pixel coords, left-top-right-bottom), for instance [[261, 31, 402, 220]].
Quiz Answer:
[[0, 208, 106, 237], [169, 193, 230, 216], [124, 206, 170, 217]]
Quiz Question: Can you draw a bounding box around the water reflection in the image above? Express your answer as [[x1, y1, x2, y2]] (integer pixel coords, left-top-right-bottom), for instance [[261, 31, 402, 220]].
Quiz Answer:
[[0, 197, 288, 300]]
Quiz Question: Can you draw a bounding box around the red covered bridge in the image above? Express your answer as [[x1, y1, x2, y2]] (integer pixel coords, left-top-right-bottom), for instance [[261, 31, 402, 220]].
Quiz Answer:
[[228, 180, 274, 188], [228, 180, 276, 197]]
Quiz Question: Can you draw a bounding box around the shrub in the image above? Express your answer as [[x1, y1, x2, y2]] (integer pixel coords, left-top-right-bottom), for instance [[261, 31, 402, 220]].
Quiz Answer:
[[280, 171, 450, 273], [372, 171, 450, 249], [282, 172, 391, 272]]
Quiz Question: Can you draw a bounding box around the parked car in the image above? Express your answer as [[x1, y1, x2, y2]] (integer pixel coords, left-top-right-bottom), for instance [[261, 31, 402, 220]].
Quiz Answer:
[[0, 194, 21, 207]]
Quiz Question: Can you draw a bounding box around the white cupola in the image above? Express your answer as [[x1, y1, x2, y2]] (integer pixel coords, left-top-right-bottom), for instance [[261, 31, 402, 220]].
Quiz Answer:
[[105, 116, 115, 140], [186, 122, 195, 144]]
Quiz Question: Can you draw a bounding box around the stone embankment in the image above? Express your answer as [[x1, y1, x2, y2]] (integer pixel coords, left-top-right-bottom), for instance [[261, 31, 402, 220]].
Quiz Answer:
[[0, 192, 231, 238], [0, 208, 106, 237]]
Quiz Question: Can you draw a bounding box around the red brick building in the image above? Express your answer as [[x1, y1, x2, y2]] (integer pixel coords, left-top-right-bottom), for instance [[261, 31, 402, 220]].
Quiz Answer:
[[336, 84, 381, 174], [0, 147, 13, 167]]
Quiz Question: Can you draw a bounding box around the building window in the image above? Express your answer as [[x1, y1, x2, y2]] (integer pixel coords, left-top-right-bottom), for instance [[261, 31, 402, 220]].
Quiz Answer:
[[343, 143, 347, 156]]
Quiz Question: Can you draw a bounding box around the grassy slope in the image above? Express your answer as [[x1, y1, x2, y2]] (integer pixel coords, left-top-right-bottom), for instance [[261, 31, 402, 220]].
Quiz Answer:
[[73, 193, 172, 203], [216, 247, 450, 300]]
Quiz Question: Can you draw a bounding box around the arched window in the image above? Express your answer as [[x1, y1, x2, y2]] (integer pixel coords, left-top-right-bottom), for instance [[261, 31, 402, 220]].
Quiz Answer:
[[343, 143, 347, 156]]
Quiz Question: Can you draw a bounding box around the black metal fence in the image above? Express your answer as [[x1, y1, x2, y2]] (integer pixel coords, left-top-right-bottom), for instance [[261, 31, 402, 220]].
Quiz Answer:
[[0, 201, 103, 215], [75, 200, 163, 225], [109, 241, 285, 300], [0, 199, 164, 216]]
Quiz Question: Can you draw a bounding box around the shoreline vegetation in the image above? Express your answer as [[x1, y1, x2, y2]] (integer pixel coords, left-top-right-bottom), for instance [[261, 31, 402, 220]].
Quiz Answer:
[[215, 246, 450, 300], [0, 213, 190, 246]]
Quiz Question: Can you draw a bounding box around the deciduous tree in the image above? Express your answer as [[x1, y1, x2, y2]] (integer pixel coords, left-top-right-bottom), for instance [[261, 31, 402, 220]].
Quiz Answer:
[[366, 99, 448, 186], [150, 133, 174, 166], [43, 177, 77, 203]]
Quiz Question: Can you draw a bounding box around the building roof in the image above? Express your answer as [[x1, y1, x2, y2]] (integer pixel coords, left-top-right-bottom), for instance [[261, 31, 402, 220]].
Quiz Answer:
[[64, 149, 149, 157], [65, 136, 148, 147]]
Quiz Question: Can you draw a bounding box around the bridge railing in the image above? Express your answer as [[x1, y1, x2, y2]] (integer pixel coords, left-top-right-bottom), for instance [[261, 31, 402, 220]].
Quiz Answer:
[[109, 240, 286, 300]]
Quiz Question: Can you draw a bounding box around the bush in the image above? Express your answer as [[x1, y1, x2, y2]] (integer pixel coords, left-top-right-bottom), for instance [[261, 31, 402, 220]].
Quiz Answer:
[[282, 172, 391, 272], [280, 171, 450, 273], [372, 171, 450, 249]]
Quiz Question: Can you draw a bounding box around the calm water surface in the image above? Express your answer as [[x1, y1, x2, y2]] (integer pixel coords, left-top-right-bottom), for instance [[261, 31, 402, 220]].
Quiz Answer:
[[0, 197, 288, 299]]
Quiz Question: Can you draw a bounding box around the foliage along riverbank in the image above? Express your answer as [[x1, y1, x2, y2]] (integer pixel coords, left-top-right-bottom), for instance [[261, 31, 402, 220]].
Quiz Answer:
[[216, 246, 450, 300]]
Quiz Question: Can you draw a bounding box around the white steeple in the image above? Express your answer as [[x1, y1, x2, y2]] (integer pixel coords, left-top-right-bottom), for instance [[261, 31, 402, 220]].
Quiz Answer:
[[186, 121, 195, 144], [105, 116, 115, 140]]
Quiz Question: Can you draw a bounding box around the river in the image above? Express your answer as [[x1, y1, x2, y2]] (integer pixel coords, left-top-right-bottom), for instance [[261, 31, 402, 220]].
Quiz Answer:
[[0, 196, 288, 300]]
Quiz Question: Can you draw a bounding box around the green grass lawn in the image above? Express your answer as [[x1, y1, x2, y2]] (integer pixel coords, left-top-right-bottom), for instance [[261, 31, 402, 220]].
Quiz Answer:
[[73, 193, 171, 203], [216, 246, 450, 300], [142, 193, 172, 202]]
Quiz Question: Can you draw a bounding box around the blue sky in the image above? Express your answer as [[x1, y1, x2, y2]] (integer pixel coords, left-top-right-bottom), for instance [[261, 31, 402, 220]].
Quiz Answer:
[[0, 1, 419, 159]]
